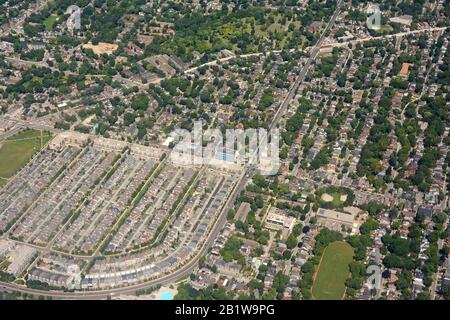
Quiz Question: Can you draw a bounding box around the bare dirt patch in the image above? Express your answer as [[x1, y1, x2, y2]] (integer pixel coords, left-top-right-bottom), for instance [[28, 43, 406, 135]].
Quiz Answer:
[[321, 193, 333, 202], [83, 42, 118, 55]]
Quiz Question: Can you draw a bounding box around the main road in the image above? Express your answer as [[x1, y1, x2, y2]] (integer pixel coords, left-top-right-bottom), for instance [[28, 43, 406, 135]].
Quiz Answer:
[[0, 1, 343, 299], [269, 0, 342, 131]]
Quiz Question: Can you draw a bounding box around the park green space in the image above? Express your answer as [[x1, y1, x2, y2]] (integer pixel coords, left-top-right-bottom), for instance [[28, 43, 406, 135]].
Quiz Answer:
[[316, 186, 354, 209], [0, 129, 52, 187], [44, 14, 58, 31], [312, 241, 354, 300], [321, 192, 346, 207]]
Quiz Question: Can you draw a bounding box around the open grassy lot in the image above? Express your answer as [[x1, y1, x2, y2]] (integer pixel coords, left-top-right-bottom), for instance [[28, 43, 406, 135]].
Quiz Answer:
[[0, 129, 52, 187], [321, 192, 347, 207], [312, 241, 354, 300], [44, 14, 59, 31], [317, 186, 354, 209]]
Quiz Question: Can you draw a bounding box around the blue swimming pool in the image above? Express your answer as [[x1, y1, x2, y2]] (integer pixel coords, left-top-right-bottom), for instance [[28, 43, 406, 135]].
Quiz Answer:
[[160, 291, 175, 300]]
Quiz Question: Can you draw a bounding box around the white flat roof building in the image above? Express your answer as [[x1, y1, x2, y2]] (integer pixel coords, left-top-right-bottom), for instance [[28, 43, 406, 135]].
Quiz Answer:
[[316, 208, 360, 234], [265, 210, 296, 231]]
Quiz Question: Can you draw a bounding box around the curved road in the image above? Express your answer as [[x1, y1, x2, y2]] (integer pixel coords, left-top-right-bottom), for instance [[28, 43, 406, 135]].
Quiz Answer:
[[0, 202, 226, 299]]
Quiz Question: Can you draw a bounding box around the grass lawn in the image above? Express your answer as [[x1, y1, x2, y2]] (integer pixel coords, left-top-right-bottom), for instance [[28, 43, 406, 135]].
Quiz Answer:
[[321, 192, 345, 207], [312, 241, 354, 300], [330, 192, 345, 207], [44, 14, 58, 31], [0, 129, 52, 187]]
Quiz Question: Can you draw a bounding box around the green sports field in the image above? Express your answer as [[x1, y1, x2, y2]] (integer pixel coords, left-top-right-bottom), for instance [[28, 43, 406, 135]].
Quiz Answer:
[[312, 241, 354, 300], [0, 129, 52, 187]]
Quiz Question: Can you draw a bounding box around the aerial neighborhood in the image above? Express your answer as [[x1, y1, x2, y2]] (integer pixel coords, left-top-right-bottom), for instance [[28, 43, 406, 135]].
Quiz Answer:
[[0, 0, 448, 302]]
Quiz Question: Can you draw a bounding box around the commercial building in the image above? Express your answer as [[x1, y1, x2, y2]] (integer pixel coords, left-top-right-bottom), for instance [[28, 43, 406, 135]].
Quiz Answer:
[[316, 208, 360, 234], [235, 202, 251, 223], [264, 209, 296, 232]]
